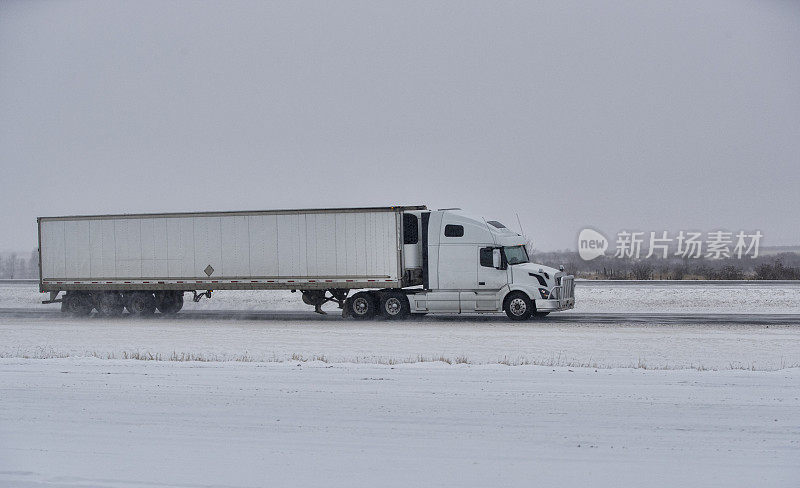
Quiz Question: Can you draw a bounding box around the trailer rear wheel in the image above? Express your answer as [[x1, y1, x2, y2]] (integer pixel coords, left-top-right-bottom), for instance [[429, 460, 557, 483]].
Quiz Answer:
[[379, 291, 410, 319], [156, 291, 184, 315], [126, 292, 156, 316], [503, 291, 533, 321], [348, 292, 376, 320], [62, 293, 92, 316], [97, 292, 124, 317]]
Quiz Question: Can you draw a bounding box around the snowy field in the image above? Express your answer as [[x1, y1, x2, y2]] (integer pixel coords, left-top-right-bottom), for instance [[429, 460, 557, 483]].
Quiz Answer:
[[1, 314, 799, 370], [1, 359, 798, 488], [1, 281, 799, 487], [3, 280, 800, 314], [572, 280, 800, 314]]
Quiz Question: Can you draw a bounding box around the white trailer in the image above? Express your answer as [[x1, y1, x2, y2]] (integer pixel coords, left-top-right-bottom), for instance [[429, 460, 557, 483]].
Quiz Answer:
[[38, 206, 574, 320]]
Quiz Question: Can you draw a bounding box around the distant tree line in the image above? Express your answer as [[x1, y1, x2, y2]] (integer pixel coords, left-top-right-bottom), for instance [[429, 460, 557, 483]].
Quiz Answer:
[[0, 250, 39, 279], [530, 250, 800, 280]]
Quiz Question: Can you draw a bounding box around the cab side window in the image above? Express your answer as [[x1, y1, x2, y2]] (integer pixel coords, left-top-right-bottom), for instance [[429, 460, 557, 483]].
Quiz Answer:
[[480, 247, 493, 267], [444, 224, 464, 237]]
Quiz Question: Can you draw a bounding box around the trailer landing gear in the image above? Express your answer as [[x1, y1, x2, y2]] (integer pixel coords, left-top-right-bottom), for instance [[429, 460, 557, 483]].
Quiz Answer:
[[192, 290, 212, 302], [302, 289, 349, 314]]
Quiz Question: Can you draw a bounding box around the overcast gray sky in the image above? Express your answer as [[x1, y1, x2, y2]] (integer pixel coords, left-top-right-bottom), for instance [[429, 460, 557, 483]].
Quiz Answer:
[[1, 0, 798, 252]]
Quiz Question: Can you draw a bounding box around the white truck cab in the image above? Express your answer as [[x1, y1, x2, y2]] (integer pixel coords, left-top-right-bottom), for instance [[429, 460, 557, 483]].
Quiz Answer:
[[398, 209, 575, 320]]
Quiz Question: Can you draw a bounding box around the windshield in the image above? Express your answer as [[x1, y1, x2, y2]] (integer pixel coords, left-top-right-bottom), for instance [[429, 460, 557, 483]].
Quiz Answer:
[[504, 245, 529, 265]]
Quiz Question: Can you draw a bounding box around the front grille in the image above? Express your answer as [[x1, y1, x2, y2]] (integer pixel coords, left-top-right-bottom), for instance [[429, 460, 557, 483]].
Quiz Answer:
[[561, 276, 574, 299], [551, 275, 574, 300]]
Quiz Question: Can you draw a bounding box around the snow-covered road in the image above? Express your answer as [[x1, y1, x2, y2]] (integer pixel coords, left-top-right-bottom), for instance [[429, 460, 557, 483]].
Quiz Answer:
[[1, 359, 798, 488]]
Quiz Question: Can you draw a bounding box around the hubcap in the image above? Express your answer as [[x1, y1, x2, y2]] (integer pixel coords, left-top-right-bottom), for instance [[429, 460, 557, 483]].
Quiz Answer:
[[353, 297, 369, 315], [385, 297, 401, 315], [509, 298, 527, 316]]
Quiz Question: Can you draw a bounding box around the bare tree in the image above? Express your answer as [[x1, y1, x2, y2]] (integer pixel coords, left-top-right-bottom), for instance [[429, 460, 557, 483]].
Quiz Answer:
[[5, 253, 18, 279], [26, 249, 39, 278], [631, 261, 653, 280]]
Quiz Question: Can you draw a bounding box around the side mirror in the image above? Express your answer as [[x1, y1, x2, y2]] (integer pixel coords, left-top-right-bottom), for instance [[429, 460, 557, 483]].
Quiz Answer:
[[492, 249, 502, 269]]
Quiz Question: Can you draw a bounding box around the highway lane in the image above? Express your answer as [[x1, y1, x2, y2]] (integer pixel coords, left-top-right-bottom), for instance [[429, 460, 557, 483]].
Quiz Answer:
[[1, 307, 798, 325]]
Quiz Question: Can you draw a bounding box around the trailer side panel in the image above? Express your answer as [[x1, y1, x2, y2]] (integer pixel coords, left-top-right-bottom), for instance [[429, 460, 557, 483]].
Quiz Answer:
[[39, 208, 412, 292]]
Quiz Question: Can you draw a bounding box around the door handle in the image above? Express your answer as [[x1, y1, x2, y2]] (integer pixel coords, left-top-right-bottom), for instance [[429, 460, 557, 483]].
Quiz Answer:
[[478, 281, 485, 285]]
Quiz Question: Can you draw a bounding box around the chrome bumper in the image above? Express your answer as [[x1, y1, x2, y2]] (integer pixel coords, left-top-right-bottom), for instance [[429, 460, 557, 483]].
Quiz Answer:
[[538, 275, 575, 312], [536, 297, 575, 311]]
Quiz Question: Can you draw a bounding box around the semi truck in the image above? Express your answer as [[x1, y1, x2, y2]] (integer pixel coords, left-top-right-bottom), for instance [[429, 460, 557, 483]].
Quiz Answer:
[[37, 206, 574, 320]]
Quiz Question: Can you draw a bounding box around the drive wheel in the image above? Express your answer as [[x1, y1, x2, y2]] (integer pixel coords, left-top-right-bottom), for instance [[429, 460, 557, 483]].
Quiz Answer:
[[379, 291, 410, 319], [348, 292, 376, 320], [62, 293, 92, 316], [97, 292, 124, 317], [156, 292, 184, 315], [126, 292, 156, 316], [504, 291, 533, 321]]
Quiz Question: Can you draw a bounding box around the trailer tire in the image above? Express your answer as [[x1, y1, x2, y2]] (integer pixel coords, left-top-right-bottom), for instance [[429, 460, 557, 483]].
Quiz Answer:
[[503, 291, 533, 321], [379, 291, 410, 320], [62, 293, 93, 316], [348, 292, 376, 320], [125, 292, 156, 316], [156, 292, 184, 315], [97, 292, 124, 317]]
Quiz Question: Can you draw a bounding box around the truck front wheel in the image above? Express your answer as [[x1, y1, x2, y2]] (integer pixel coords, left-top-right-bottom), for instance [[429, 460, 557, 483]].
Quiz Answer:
[[503, 291, 533, 321], [348, 292, 376, 320], [379, 291, 410, 320]]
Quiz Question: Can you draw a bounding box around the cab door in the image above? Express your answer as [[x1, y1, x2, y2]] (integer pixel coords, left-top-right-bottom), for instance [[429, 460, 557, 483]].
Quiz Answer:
[[473, 247, 508, 311]]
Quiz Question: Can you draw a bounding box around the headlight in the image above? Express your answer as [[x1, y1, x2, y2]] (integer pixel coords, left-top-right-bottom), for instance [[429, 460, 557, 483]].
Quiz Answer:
[[538, 288, 549, 299]]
